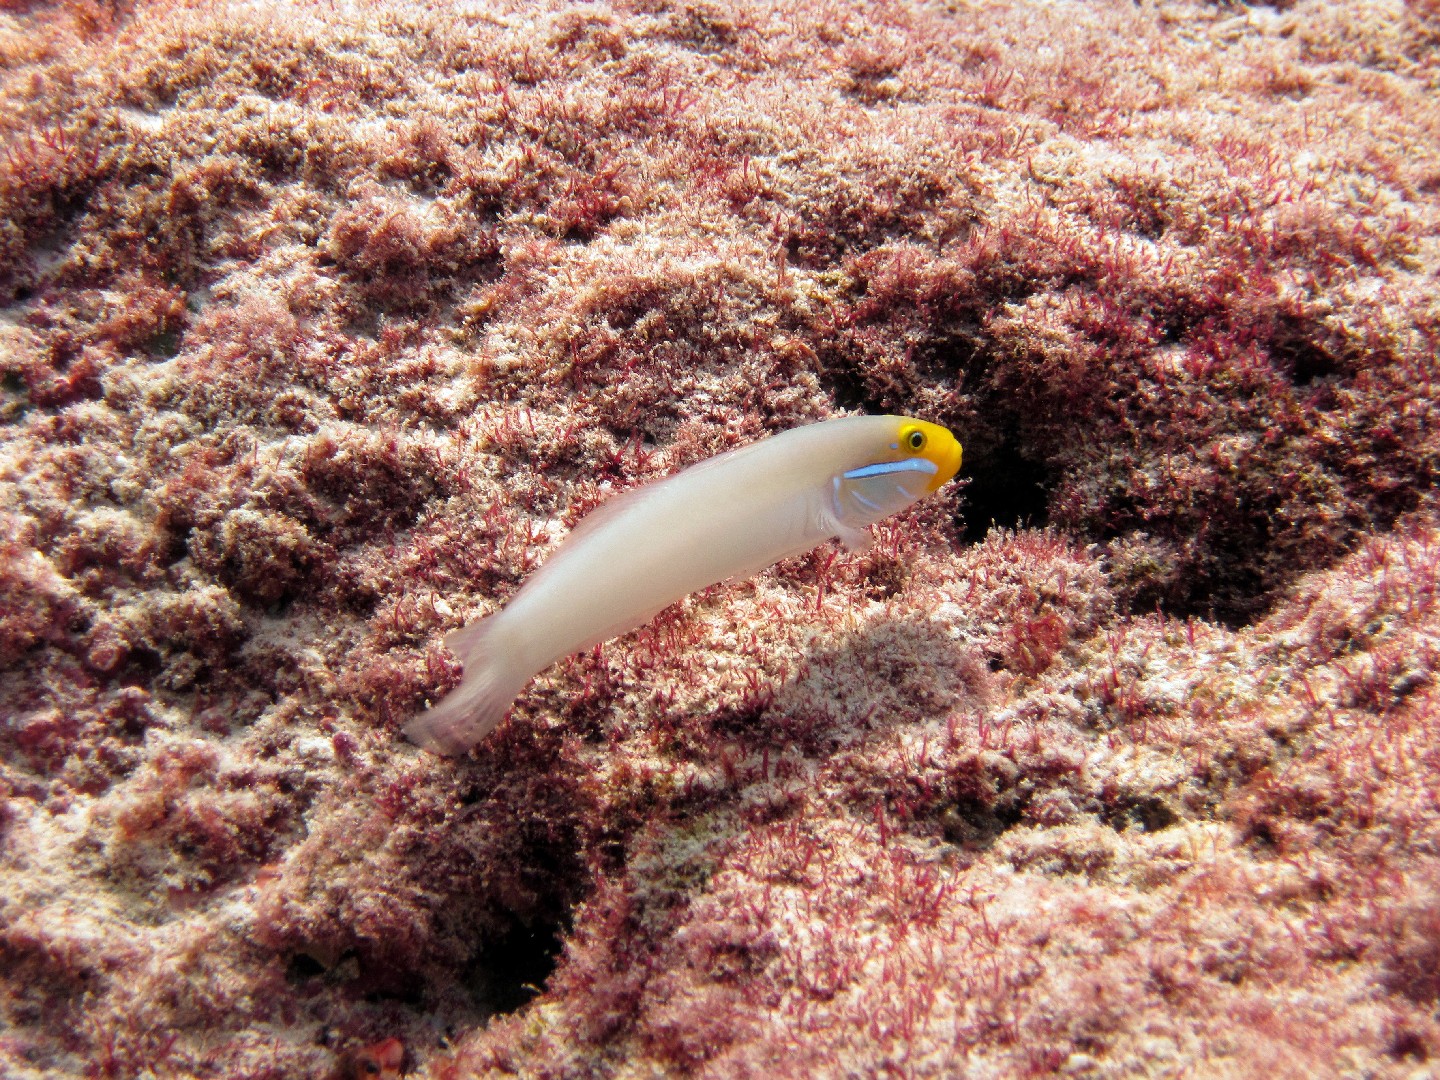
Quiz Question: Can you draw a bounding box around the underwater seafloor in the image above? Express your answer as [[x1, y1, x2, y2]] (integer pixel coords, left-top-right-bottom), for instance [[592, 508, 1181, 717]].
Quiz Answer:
[[2, 0, 1440, 1076]]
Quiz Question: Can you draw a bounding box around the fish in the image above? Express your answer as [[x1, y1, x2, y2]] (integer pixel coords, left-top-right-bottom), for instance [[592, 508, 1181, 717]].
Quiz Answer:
[[403, 414, 962, 755]]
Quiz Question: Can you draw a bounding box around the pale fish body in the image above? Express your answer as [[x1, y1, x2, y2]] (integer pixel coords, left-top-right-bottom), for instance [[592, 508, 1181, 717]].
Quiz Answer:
[[404, 414, 962, 755]]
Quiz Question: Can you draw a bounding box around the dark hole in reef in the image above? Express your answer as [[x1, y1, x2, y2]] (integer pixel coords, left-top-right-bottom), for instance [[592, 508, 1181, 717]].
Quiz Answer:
[[120, 647, 164, 683], [285, 952, 327, 983], [0, 371, 27, 423], [1388, 1030, 1429, 1062], [822, 358, 883, 417], [821, 342, 1054, 540], [1242, 816, 1280, 851], [163, 526, 191, 565], [49, 335, 80, 371], [943, 795, 1024, 851], [469, 916, 566, 1015], [1102, 794, 1178, 833], [149, 328, 183, 359], [1270, 319, 1339, 387], [595, 839, 628, 872], [960, 435, 1050, 543]]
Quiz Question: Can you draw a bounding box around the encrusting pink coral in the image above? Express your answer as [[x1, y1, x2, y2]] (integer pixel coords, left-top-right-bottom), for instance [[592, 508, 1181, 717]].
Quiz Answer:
[[2, 0, 1440, 1076]]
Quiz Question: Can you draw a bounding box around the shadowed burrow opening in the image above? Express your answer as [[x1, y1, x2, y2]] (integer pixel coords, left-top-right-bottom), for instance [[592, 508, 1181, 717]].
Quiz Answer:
[[1100, 793, 1179, 834], [942, 794, 1026, 851], [1270, 316, 1341, 388], [822, 358, 889, 420], [469, 913, 569, 1016], [817, 336, 1053, 544], [958, 428, 1051, 543], [285, 952, 328, 983]]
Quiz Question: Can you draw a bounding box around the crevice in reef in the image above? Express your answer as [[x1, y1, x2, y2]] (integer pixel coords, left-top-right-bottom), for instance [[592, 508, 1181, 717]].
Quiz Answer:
[[958, 428, 1052, 543], [469, 915, 568, 1017]]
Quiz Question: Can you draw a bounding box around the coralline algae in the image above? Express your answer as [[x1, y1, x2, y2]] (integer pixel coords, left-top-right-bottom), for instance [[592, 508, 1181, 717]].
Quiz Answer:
[[2, 1, 1439, 1076]]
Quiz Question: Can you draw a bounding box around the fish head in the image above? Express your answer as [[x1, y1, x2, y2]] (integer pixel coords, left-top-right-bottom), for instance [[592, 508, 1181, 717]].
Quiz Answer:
[[831, 418, 963, 528]]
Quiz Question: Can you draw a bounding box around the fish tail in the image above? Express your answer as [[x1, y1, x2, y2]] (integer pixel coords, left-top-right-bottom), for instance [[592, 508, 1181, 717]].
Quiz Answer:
[[403, 618, 526, 755]]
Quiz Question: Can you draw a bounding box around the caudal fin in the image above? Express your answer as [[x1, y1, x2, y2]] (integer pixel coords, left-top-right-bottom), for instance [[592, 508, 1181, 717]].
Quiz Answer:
[[403, 618, 526, 756]]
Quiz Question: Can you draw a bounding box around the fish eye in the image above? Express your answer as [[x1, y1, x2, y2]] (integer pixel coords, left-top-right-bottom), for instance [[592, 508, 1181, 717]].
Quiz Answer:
[[905, 429, 926, 452]]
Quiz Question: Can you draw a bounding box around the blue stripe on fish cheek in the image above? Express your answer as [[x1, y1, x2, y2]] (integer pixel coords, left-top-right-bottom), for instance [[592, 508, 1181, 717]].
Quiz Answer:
[[842, 459, 939, 481]]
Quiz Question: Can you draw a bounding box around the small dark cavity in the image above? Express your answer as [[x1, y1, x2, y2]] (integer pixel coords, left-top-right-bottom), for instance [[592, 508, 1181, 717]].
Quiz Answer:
[[285, 952, 327, 983], [1, 370, 27, 424], [469, 916, 566, 1015], [1270, 317, 1340, 387], [163, 526, 191, 566], [943, 795, 1024, 851], [149, 328, 183, 359], [120, 647, 164, 682], [1102, 794, 1178, 833], [960, 434, 1050, 543], [1388, 1030, 1429, 1063], [1275, 336, 1338, 388]]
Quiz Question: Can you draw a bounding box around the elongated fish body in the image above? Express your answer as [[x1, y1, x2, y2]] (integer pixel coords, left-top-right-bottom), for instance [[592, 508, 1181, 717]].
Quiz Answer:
[[404, 414, 962, 755]]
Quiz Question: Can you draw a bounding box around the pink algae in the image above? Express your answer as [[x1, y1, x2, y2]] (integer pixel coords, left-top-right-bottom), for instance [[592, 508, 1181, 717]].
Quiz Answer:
[[1, 0, 1439, 1076]]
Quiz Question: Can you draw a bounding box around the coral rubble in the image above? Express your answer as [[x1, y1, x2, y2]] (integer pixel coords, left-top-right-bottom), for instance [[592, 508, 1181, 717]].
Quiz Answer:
[[2, 0, 1439, 1076]]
